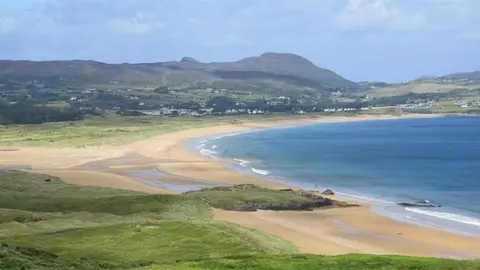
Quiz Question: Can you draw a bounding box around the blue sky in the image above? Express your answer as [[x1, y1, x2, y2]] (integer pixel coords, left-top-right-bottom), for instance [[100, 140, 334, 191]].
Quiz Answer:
[[0, 0, 479, 82]]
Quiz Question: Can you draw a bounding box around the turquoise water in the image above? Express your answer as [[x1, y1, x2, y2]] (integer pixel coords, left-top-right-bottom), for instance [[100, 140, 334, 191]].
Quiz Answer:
[[196, 116, 480, 237]]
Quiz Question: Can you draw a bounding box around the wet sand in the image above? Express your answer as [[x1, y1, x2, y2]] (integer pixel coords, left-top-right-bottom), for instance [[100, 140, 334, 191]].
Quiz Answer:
[[1, 114, 479, 258]]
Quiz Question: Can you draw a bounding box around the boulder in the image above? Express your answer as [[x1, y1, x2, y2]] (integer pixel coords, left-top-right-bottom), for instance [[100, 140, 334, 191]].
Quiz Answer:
[[397, 201, 439, 208], [331, 200, 360, 208], [321, 189, 335, 196]]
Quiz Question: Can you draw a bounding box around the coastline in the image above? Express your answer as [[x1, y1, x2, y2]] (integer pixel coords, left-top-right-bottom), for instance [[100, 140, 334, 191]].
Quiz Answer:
[[152, 114, 480, 259], [192, 117, 480, 239], [1, 113, 479, 258]]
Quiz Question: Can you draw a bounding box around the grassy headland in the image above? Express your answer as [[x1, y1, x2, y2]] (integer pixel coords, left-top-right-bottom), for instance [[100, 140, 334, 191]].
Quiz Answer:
[[0, 170, 479, 269]]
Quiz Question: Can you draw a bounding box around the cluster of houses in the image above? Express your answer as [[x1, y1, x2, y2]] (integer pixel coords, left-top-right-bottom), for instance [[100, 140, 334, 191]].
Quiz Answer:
[[397, 102, 433, 109], [140, 108, 213, 116], [224, 109, 265, 115], [323, 108, 358, 112], [139, 107, 271, 116], [267, 96, 291, 106], [455, 100, 480, 108]]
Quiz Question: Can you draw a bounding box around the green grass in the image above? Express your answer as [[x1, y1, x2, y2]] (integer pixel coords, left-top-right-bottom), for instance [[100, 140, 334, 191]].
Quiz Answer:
[[0, 171, 296, 269], [153, 254, 480, 270], [0, 170, 141, 213], [0, 171, 210, 235], [1, 171, 478, 270], [0, 115, 226, 148], [184, 185, 337, 211], [3, 221, 296, 265], [0, 114, 318, 148], [362, 83, 474, 98], [2, 249, 479, 270], [0, 244, 129, 270]]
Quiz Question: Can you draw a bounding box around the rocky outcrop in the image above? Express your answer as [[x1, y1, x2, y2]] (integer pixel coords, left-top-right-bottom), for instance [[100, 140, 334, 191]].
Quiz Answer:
[[321, 189, 334, 195], [398, 200, 441, 208], [198, 184, 360, 212], [333, 201, 361, 208]]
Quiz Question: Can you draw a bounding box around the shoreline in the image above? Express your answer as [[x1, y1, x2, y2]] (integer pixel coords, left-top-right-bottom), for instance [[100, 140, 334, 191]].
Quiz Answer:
[[186, 115, 480, 238], [1, 113, 480, 258], [194, 133, 480, 239], [172, 114, 480, 258]]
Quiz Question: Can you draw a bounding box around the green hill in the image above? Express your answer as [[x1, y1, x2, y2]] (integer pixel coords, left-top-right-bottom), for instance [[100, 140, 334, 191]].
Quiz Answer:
[[441, 71, 480, 84], [1, 170, 479, 269], [410, 70, 480, 85], [0, 53, 358, 93]]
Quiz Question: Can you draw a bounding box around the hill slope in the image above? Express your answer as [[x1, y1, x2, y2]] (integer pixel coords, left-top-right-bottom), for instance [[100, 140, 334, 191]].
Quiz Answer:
[[0, 53, 357, 93], [410, 70, 480, 84], [1, 171, 479, 269]]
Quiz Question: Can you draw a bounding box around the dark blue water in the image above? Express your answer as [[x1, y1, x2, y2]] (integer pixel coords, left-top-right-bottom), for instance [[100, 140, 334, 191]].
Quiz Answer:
[[197, 117, 480, 236]]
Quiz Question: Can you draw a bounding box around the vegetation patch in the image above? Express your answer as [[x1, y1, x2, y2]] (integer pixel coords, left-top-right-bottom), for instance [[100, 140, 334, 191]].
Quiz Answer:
[[0, 171, 477, 270], [185, 184, 358, 211], [3, 221, 296, 266], [155, 254, 480, 270], [0, 209, 50, 224], [0, 114, 311, 147], [0, 243, 147, 270]]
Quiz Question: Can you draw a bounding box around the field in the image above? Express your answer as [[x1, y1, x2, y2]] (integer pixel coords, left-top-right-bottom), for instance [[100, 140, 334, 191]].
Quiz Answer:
[[0, 114, 319, 148], [0, 170, 479, 269], [0, 170, 296, 269], [363, 83, 474, 97]]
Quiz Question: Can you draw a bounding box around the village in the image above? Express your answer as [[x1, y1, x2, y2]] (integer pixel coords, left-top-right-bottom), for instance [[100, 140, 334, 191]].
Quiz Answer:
[[3, 81, 480, 118], [454, 100, 480, 108]]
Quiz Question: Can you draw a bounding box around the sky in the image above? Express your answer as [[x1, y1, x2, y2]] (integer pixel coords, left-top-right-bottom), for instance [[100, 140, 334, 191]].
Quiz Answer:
[[0, 0, 479, 82]]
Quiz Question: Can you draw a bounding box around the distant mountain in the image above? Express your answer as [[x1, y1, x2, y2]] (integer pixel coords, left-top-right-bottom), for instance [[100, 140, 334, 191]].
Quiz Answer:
[[410, 71, 480, 84], [0, 53, 358, 93]]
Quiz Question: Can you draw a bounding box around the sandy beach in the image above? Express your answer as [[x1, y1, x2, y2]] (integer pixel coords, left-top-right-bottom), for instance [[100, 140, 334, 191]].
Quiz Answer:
[[1, 114, 479, 259]]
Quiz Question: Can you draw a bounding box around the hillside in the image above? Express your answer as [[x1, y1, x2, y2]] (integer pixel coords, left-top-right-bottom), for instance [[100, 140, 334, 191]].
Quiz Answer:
[[1, 170, 479, 269], [361, 82, 476, 97], [0, 53, 357, 93], [441, 70, 480, 84], [358, 70, 480, 98], [410, 70, 480, 85]]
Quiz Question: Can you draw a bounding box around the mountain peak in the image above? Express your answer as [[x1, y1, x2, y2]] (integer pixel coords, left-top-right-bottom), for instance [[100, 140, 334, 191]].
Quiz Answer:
[[260, 52, 305, 58], [237, 52, 314, 66], [180, 57, 200, 63]]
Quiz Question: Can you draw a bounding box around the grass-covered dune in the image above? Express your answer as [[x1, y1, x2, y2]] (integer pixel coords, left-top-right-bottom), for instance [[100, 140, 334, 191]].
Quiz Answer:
[[0, 170, 479, 269], [0, 114, 314, 148], [185, 185, 359, 211]]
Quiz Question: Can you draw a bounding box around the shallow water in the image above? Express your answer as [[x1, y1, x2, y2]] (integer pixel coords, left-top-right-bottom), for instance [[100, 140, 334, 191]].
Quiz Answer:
[[125, 167, 222, 192], [128, 168, 173, 178], [140, 179, 211, 192]]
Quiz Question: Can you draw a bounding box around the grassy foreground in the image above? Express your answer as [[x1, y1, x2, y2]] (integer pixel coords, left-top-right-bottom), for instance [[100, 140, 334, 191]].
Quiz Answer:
[[0, 171, 479, 269]]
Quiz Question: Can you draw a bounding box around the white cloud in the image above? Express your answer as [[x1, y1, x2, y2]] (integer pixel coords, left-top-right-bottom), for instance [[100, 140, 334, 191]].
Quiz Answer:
[[108, 12, 166, 35], [335, 0, 480, 33], [336, 0, 428, 31]]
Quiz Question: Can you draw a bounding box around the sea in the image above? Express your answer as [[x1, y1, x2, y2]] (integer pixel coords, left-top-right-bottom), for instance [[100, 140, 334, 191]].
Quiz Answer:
[[192, 116, 480, 237]]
